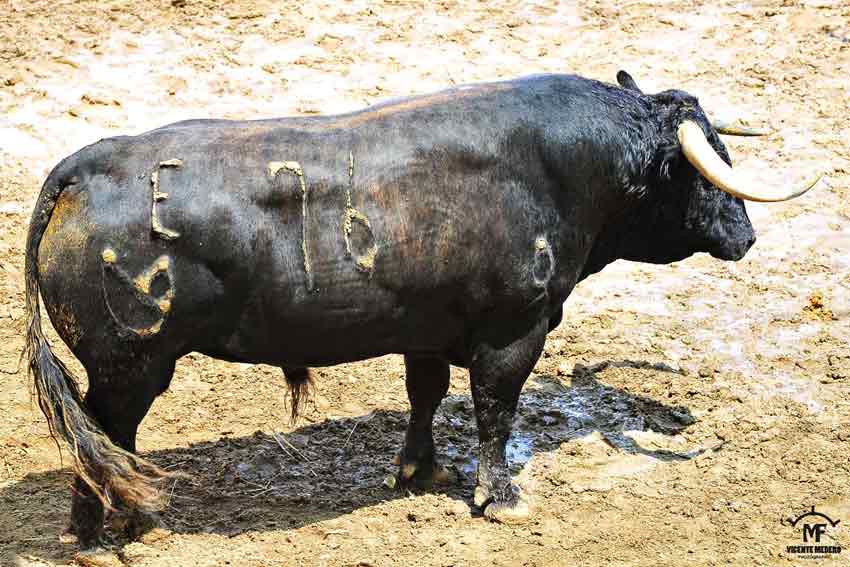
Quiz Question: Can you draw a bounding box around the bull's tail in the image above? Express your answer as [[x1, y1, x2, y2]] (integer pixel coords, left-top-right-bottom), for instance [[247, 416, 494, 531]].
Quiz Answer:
[[24, 157, 172, 511], [281, 366, 312, 423]]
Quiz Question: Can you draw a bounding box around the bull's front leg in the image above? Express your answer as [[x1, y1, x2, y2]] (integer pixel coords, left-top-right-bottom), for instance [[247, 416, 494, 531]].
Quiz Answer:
[[396, 354, 452, 489], [470, 318, 547, 524]]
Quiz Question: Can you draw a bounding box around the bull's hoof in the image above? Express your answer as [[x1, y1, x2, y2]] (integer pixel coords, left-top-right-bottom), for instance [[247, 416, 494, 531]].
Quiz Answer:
[[59, 528, 79, 545], [108, 508, 160, 541], [68, 522, 106, 552], [483, 497, 530, 525], [473, 485, 491, 508], [474, 482, 531, 524], [395, 456, 455, 490]]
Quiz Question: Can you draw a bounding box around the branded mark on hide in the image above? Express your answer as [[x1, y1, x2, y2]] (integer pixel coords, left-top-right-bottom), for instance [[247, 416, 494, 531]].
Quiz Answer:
[[269, 160, 314, 291], [342, 151, 378, 275], [101, 248, 175, 337], [150, 158, 182, 240], [532, 236, 554, 287]]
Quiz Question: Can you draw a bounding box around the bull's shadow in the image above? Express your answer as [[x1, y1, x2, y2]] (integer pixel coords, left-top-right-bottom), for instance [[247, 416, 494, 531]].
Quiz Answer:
[[1, 359, 699, 563]]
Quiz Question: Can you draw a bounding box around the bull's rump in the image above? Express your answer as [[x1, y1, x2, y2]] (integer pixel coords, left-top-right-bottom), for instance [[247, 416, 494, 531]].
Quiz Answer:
[[36, 112, 556, 367]]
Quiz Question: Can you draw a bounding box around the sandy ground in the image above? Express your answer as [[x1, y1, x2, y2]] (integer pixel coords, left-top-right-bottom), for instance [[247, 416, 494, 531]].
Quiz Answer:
[[1, 1, 849, 565]]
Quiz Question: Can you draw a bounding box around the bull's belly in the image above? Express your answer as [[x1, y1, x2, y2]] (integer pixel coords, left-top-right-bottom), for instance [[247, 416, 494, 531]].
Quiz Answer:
[[208, 289, 469, 366]]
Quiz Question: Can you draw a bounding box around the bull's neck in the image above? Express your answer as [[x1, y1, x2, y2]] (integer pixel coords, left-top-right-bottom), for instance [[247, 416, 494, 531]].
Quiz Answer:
[[576, 176, 657, 282]]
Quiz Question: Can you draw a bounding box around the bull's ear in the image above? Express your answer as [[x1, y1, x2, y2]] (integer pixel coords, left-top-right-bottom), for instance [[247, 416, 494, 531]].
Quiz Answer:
[[617, 70, 643, 93]]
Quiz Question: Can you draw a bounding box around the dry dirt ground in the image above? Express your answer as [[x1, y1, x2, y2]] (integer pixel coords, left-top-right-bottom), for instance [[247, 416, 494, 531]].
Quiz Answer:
[[1, 1, 849, 566]]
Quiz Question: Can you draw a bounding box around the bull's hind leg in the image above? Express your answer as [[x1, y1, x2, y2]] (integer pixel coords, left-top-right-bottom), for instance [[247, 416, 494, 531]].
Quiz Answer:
[[469, 319, 547, 523], [68, 359, 176, 548], [396, 354, 451, 489]]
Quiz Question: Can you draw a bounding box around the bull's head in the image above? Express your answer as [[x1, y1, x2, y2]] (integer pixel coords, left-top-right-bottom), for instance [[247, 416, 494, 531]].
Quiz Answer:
[[615, 70, 818, 263]]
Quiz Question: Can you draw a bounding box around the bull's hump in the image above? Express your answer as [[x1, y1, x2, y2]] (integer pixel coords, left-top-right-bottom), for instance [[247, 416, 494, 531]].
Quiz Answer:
[[299, 81, 515, 131]]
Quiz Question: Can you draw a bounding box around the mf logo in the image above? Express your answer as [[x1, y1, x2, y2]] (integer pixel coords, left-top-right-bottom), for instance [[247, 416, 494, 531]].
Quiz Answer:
[[790, 506, 840, 542], [785, 506, 842, 558], [804, 523, 826, 543]]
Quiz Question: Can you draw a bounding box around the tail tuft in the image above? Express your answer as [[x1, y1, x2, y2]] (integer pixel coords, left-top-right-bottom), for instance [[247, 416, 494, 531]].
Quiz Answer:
[[25, 319, 174, 511], [281, 366, 312, 423]]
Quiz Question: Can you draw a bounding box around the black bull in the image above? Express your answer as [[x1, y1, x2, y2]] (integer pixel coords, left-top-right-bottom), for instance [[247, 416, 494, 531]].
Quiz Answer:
[[24, 72, 756, 546]]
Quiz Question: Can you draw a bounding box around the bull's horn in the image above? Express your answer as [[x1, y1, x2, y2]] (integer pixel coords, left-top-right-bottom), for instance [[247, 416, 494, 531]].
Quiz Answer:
[[712, 120, 768, 137], [677, 120, 820, 203]]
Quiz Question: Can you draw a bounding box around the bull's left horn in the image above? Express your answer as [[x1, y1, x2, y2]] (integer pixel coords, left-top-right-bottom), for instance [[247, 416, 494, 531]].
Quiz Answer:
[[712, 120, 768, 137], [677, 120, 820, 203]]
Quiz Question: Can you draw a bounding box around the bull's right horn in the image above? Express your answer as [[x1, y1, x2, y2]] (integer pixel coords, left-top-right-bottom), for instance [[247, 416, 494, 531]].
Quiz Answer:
[[677, 120, 820, 203]]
